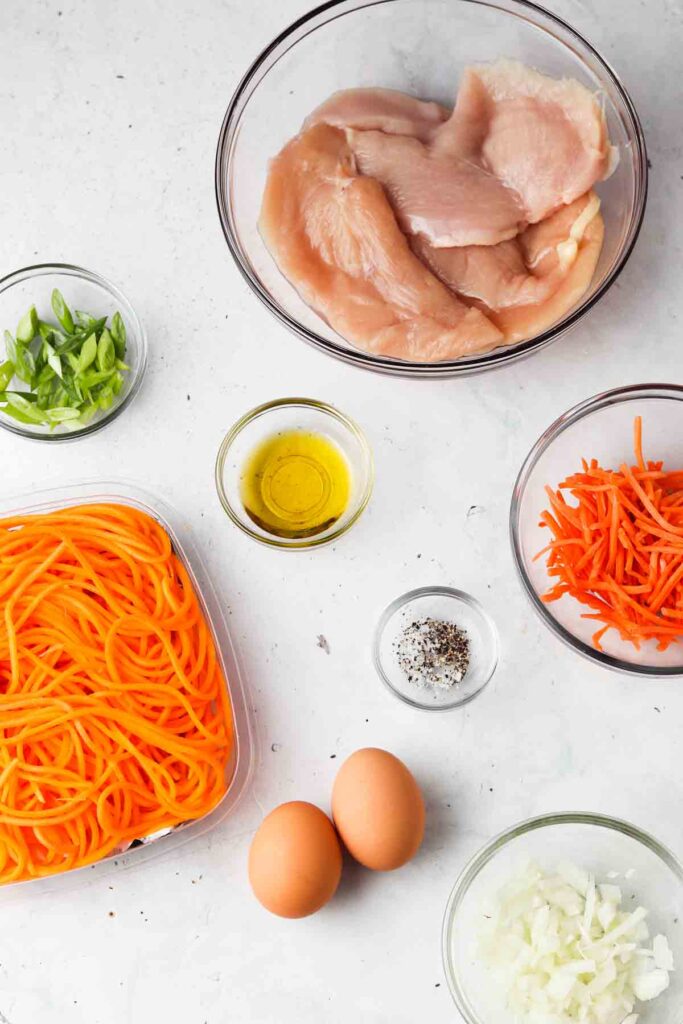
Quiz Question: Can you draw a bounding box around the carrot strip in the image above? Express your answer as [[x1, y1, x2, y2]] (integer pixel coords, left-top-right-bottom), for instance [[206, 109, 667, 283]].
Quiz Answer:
[[634, 416, 645, 471]]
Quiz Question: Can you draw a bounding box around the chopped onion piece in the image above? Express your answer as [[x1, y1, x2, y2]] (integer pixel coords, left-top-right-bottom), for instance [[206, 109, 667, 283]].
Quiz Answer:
[[559, 860, 590, 896], [632, 968, 670, 1001], [653, 933, 675, 971], [584, 875, 596, 933], [597, 900, 617, 932], [592, 907, 648, 946]]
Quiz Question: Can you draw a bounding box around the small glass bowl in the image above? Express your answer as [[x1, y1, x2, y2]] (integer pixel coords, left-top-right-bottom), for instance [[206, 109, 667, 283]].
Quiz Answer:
[[373, 586, 498, 710], [443, 812, 683, 1024], [0, 263, 146, 441], [511, 384, 683, 676], [215, 397, 374, 549]]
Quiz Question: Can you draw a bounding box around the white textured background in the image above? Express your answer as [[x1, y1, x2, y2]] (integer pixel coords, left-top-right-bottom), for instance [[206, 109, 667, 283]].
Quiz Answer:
[[0, 0, 681, 1021]]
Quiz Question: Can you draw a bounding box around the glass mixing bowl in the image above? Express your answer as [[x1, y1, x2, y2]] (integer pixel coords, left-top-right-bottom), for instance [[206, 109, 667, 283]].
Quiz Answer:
[[216, 0, 647, 379], [511, 385, 683, 676], [443, 812, 683, 1024]]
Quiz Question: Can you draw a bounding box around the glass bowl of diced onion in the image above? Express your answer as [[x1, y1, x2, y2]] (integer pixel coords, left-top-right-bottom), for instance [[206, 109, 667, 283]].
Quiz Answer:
[[442, 812, 683, 1024]]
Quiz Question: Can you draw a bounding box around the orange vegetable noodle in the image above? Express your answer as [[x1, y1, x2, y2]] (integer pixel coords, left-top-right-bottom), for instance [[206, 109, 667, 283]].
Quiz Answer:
[[538, 417, 683, 652], [0, 503, 233, 884]]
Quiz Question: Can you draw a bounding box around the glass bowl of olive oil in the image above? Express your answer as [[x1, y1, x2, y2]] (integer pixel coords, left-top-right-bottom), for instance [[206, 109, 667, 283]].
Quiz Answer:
[[215, 398, 374, 549]]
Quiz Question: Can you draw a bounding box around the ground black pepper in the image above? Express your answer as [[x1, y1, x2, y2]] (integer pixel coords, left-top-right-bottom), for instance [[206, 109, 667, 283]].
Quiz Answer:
[[394, 617, 470, 689]]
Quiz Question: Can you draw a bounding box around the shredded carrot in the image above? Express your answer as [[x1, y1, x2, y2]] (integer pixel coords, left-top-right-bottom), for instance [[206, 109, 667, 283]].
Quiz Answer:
[[0, 503, 233, 884], [537, 417, 683, 652]]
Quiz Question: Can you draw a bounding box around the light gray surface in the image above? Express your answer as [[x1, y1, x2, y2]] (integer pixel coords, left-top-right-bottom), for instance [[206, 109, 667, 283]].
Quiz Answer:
[[0, 1, 681, 1022]]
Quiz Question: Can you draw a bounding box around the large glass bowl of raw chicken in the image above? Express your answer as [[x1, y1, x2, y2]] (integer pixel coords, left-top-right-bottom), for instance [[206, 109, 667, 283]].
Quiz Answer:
[[216, 0, 647, 378]]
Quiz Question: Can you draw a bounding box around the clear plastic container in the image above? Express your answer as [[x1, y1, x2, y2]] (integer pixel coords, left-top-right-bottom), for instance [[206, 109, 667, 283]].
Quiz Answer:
[[0, 480, 254, 892]]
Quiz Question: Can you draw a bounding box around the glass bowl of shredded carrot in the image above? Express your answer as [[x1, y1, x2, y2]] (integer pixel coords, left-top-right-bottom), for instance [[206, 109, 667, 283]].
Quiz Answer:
[[0, 483, 252, 887], [511, 385, 683, 675]]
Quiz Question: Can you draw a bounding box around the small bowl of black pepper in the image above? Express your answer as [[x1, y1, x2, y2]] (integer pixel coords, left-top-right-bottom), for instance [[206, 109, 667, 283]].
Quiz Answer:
[[373, 587, 499, 711]]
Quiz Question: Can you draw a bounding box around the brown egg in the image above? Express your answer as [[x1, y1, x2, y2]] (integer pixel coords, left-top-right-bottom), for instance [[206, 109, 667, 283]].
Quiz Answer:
[[332, 748, 425, 871], [248, 801, 342, 918]]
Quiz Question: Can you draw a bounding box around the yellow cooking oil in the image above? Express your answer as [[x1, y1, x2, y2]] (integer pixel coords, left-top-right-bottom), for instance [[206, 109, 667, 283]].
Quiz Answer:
[[240, 430, 351, 539]]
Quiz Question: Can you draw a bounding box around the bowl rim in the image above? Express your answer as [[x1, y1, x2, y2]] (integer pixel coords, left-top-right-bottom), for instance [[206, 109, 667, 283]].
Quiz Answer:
[[0, 262, 147, 442], [215, 0, 649, 379], [372, 585, 499, 710], [510, 383, 683, 677], [441, 810, 683, 1023], [214, 396, 374, 549]]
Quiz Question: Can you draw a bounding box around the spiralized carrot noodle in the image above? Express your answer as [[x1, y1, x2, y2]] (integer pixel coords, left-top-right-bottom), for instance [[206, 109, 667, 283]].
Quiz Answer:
[[537, 416, 683, 653], [0, 503, 233, 884]]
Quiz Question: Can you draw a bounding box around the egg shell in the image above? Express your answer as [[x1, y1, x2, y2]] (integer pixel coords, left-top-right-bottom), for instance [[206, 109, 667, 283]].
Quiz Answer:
[[248, 801, 343, 918], [332, 748, 425, 871]]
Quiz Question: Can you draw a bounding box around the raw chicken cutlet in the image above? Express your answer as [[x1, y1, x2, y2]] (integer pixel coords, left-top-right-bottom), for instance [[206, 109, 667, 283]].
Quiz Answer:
[[347, 127, 526, 247], [488, 207, 604, 343], [414, 191, 605, 343], [412, 192, 601, 311], [258, 124, 503, 362], [461, 60, 616, 224], [338, 60, 614, 248], [304, 87, 449, 141]]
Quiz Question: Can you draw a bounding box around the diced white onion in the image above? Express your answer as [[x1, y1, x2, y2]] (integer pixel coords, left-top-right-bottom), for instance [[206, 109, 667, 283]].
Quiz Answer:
[[478, 862, 674, 1024], [632, 968, 669, 1001], [599, 884, 622, 904], [653, 933, 675, 972]]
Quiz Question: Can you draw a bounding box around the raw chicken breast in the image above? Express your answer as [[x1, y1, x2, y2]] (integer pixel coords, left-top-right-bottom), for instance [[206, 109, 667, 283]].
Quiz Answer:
[[347, 128, 525, 247], [304, 87, 448, 140], [332, 60, 613, 248], [453, 60, 616, 224], [258, 125, 503, 361], [486, 208, 605, 343], [412, 192, 601, 310]]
